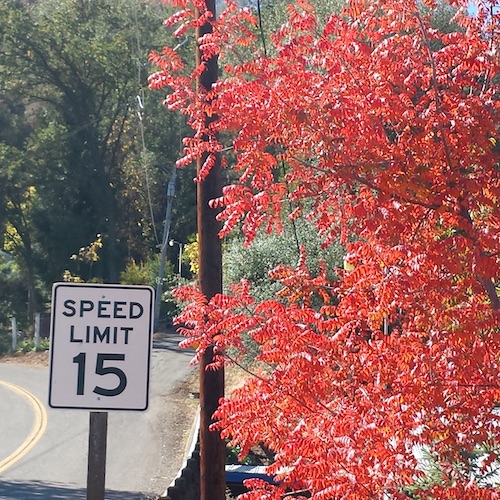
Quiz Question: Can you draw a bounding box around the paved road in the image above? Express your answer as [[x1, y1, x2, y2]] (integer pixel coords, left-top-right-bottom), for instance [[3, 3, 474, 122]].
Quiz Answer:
[[0, 331, 197, 499]]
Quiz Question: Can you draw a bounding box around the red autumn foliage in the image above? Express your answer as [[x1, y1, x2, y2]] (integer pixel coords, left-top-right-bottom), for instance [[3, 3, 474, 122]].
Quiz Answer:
[[149, 0, 500, 497]]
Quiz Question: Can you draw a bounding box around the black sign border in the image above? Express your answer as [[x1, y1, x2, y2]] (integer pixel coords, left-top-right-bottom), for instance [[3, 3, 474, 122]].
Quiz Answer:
[[48, 282, 154, 411]]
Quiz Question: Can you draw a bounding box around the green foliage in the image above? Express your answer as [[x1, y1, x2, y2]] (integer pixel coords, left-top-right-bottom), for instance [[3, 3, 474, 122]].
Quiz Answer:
[[246, 0, 346, 53], [420, 0, 461, 34], [223, 217, 344, 367], [120, 256, 184, 323], [403, 445, 500, 497], [226, 443, 257, 466], [0, 0, 197, 325], [161, 274, 191, 324], [120, 259, 151, 286], [182, 234, 199, 275], [0, 253, 30, 332], [223, 218, 344, 302], [16, 337, 50, 353], [119, 255, 173, 287], [17, 338, 35, 353], [36, 337, 50, 352], [0, 331, 11, 356]]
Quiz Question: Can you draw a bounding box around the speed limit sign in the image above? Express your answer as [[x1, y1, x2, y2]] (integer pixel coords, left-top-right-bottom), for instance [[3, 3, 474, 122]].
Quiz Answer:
[[48, 283, 154, 411]]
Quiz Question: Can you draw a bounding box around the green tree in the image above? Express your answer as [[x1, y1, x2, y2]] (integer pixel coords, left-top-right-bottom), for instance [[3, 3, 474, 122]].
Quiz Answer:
[[0, 0, 174, 283], [223, 219, 344, 302], [0, 0, 198, 328], [0, 89, 43, 323]]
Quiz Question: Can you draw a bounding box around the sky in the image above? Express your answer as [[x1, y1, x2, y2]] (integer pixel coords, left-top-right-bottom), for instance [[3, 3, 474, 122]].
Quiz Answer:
[[467, 1, 500, 15]]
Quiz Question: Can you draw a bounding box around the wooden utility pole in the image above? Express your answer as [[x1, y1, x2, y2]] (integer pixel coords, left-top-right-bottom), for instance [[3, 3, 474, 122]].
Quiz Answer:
[[196, 1, 226, 499]]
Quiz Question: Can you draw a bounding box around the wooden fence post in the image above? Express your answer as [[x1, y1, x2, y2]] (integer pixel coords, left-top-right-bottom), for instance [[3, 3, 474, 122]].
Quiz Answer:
[[11, 317, 17, 352], [34, 312, 41, 350]]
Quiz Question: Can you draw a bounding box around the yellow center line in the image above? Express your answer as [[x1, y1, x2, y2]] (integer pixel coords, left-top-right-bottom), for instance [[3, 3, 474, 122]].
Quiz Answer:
[[0, 380, 48, 473]]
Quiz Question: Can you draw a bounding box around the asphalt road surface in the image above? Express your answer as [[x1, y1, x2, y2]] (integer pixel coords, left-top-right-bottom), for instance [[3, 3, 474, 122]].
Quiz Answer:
[[0, 331, 197, 500]]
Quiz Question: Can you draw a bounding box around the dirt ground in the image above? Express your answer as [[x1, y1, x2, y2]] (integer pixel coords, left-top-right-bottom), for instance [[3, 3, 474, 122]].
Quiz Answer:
[[1, 349, 50, 367]]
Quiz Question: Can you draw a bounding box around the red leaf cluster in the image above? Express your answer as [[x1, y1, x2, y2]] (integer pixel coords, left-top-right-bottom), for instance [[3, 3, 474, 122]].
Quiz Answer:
[[151, 0, 500, 497]]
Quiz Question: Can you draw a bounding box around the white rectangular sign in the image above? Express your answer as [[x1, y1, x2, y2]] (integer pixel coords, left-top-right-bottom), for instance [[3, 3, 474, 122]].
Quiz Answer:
[[49, 283, 154, 411]]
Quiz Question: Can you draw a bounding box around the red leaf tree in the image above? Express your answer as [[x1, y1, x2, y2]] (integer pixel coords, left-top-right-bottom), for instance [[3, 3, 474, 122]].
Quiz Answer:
[[149, 0, 500, 498]]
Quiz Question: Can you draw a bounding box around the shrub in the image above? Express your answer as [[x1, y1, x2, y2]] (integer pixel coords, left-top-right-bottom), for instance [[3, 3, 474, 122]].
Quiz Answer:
[[223, 218, 344, 302]]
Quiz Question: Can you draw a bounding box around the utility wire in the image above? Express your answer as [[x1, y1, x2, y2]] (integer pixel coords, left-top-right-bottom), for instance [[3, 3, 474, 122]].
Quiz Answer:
[[134, 4, 160, 246], [256, 0, 268, 56]]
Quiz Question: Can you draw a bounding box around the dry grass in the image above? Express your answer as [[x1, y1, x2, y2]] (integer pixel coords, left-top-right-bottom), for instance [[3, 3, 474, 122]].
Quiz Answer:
[[225, 363, 252, 393]]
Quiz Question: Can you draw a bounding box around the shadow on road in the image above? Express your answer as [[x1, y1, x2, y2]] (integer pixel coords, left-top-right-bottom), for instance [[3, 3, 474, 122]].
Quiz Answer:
[[0, 479, 157, 500], [153, 331, 193, 357]]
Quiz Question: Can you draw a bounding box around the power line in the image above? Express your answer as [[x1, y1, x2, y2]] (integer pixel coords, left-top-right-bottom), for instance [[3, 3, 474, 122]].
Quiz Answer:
[[134, 4, 160, 246]]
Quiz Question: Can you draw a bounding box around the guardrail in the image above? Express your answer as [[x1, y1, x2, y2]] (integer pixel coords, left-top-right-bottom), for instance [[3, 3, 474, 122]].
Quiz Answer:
[[160, 410, 275, 500]]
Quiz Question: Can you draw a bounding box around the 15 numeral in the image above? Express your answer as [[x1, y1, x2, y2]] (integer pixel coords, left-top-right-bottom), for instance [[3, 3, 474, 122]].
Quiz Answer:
[[73, 353, 127, 397]]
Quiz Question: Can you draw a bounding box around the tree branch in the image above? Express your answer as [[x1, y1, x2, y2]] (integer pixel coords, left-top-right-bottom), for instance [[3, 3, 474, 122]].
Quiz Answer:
[[416, 11, 455, 173], [478, 277, 500, 311]]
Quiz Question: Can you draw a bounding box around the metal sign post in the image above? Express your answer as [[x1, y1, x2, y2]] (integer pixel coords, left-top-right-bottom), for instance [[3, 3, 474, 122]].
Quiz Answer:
[[87, 412, 108, 500]]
